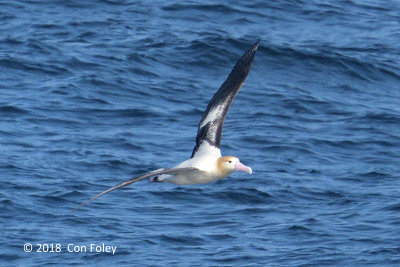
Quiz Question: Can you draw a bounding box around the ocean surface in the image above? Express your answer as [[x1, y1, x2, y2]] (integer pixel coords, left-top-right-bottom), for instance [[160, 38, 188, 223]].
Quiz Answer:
[[1, 0, 400, 266]]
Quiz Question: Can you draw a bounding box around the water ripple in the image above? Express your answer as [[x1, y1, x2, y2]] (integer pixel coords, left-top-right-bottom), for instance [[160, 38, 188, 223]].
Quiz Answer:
[[1, 0, 400, 266]]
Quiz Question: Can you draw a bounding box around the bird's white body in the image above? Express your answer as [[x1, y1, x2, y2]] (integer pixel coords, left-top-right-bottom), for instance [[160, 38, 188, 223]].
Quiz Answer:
[[157, 143, 222, 184]]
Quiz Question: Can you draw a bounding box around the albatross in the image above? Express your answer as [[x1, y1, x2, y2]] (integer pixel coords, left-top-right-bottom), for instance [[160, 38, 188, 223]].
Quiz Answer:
[[73, 40, 260, 211]]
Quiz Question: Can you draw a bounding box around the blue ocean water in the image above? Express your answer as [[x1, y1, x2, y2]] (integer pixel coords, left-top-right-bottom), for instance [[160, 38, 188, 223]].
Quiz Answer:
[[1, 0, 400, 265]]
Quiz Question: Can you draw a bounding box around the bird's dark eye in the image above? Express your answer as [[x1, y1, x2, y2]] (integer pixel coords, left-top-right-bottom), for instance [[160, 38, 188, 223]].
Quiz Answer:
[[228, 160, 232, 163]]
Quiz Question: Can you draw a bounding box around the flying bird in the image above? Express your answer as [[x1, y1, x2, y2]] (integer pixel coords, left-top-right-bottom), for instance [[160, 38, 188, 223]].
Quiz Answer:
[[73, 40, 260, 211]]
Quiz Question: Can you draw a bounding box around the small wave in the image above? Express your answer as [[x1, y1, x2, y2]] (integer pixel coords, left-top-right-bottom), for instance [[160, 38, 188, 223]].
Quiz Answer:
[[126, 52, 150, 65], [159, 234, 205, 246], [0, 56, 68, 76], [66, 56, 104, 70], [0, 105, 29, 115], [215, 188, 272, 204], [162, 3, 241, 14], [87, 107, 162, 119], [357, 112, 400, 124], [263, 144, 315, 156], [287, 224, 311, 232], [25, 38, 62, 56], [266, 44, 400, 82], [360, 170, 390, 178], [382, 202, 400, 212], [205, 233, 236, 241]]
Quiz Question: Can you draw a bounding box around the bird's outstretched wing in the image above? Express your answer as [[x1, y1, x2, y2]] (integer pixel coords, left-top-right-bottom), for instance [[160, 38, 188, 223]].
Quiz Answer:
[[72, 167, 199, 212], [191, 40, 260, 157]]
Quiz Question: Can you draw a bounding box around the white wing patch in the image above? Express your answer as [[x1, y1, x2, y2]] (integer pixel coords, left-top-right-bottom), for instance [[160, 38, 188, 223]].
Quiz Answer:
[[200, 105, 222, 128], [192, 141, 222, 159]]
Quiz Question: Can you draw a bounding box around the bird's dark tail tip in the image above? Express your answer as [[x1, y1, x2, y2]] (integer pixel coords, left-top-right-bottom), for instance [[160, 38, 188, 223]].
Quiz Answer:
[[149, 176, 160, 182]]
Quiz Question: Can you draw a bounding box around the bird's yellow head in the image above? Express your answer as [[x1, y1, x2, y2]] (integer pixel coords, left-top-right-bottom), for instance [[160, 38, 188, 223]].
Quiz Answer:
[[217, 156, 252, 178]]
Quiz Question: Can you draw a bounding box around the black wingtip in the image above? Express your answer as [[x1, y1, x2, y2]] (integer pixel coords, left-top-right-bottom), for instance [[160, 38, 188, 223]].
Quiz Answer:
[[231, 40, 260, 78], [252, 40, 261, 50], [246, 39, 261, 58]]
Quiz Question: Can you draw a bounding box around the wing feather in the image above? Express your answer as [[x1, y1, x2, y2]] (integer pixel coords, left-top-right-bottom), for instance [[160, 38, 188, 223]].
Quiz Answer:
[[72, 167, 199, 212], [191, 40, 260, 157]]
